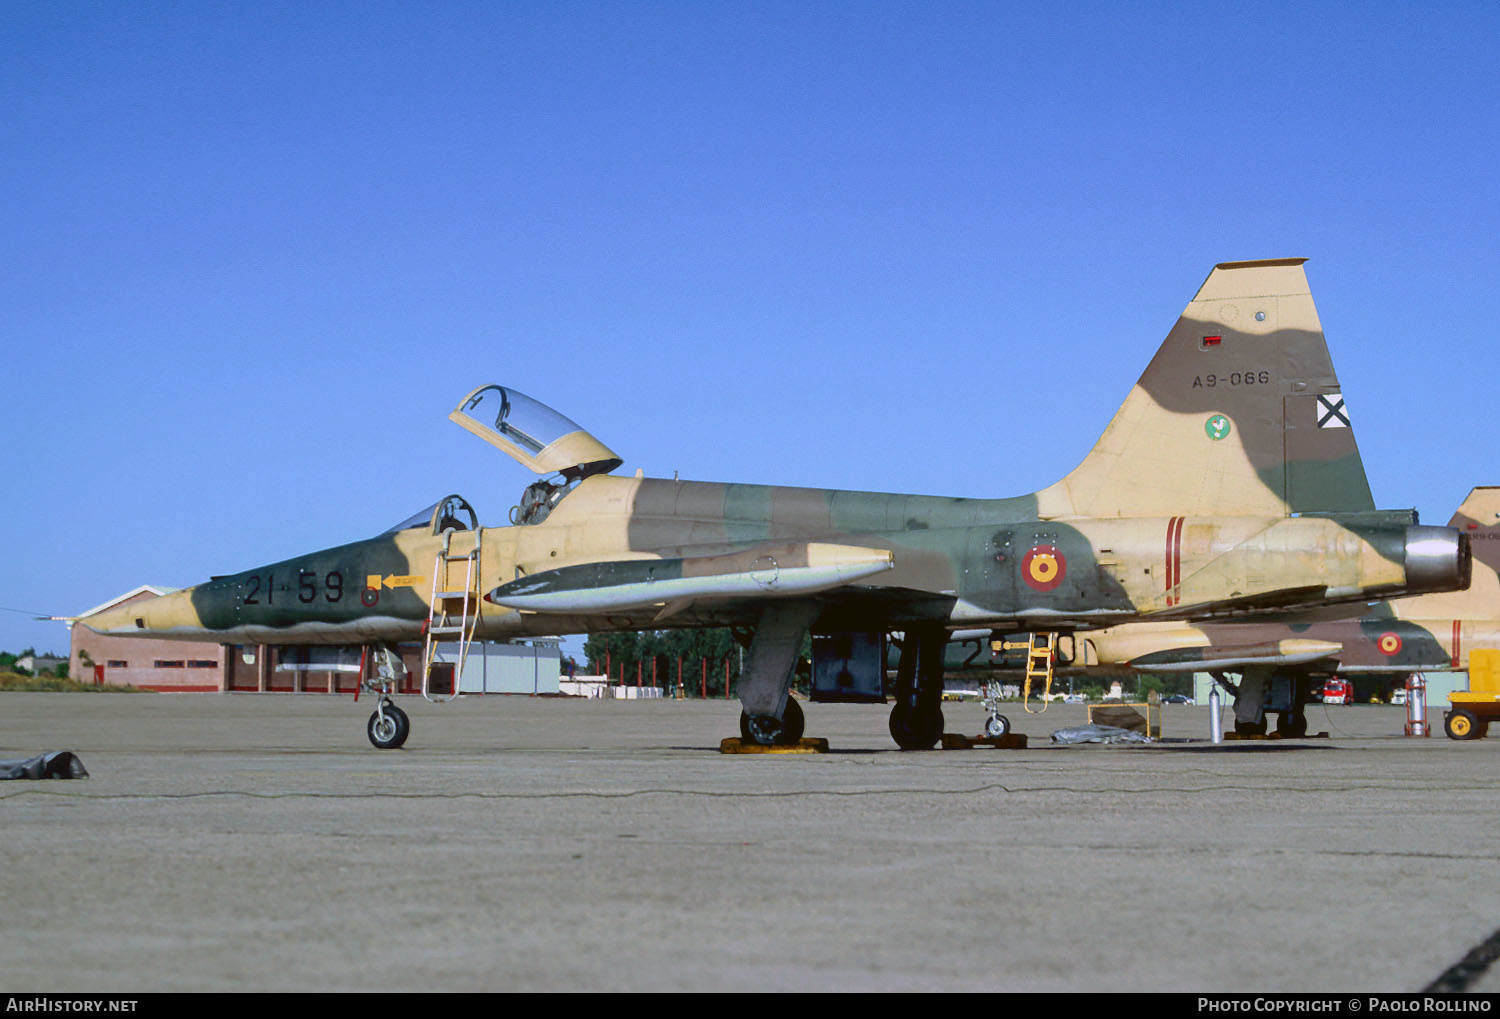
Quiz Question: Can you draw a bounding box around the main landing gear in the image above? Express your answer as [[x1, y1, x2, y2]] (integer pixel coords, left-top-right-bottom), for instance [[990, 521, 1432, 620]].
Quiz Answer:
[[733, 618, 954, 752], [734, 601, 820, 748], [740, 696, 805, 746], [1214, 668, 1313, 738], [888, 624, 946, 750]]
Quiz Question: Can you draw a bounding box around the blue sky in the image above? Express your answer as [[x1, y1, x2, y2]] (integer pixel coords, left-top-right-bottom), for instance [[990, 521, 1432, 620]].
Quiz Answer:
[[3, 1, 1498, 657]]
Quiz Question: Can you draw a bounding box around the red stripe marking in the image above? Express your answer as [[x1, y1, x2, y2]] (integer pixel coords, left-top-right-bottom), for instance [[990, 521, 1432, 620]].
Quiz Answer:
[[1172, 517, 1184, 606], [1165, 516, 1184, 606], [1453, 619, 1462, 668], [1164, 519, 1174, 605]]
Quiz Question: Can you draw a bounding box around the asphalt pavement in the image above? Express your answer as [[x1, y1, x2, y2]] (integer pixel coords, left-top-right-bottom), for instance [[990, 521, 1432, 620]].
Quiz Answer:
[[1, 691, 1497, 993]]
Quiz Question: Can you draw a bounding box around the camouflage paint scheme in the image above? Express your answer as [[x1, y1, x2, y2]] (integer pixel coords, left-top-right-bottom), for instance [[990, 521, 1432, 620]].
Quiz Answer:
[[1067, 488, 1500, 726], [78, 259, 1471, 747]]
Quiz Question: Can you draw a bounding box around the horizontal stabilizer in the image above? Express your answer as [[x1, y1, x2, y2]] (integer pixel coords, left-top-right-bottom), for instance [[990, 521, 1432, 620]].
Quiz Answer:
[[487, 543, 895, 614]]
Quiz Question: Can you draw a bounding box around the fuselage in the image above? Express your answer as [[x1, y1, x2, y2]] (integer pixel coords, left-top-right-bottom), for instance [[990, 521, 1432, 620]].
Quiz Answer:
[[80, 474, 1465, 648], [1074, 490, 1500, 677]]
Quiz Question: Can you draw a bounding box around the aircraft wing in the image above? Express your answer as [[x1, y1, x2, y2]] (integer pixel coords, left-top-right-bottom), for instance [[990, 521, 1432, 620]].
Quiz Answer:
[[486, 542, 895, 616]]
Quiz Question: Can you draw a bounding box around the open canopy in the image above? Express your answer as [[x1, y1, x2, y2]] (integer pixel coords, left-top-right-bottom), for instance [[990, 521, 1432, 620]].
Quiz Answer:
[[450, 384, 622, 480]]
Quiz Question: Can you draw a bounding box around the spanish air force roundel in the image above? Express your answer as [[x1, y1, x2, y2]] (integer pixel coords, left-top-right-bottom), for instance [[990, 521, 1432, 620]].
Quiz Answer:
[[1022, 545, 1066, 592], [1377, 632, 1403, 657]]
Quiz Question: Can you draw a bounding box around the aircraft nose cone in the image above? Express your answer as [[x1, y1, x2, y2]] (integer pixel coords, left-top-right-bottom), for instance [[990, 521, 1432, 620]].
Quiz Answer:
[[79, 587, 200, 636]]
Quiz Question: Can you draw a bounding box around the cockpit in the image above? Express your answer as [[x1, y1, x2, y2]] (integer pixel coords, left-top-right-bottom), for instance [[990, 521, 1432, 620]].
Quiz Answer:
[[385, 494, 480, 535], [385, 385, 623, 534]]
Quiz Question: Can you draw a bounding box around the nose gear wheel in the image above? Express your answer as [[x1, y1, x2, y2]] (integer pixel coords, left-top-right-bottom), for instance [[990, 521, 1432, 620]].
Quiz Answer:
[[367, 700, 410, 750]]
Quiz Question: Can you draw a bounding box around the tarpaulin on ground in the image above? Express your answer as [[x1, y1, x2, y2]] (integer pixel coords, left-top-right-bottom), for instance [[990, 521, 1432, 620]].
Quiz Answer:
[[1049, 724, 1151, 745], [0, 751, 89, 780]]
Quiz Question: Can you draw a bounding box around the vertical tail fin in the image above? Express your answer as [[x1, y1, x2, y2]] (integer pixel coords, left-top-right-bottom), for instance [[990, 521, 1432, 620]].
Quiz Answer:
[[1392, 487, 1500, 620], [1450, 488, 1500, 573], [1036, 258, 1375, 519]]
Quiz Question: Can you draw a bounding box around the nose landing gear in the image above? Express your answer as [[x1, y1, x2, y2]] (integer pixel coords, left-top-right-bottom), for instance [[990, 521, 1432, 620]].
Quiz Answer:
[[361, 644, 412, 750], [367, 700, 410, 750]]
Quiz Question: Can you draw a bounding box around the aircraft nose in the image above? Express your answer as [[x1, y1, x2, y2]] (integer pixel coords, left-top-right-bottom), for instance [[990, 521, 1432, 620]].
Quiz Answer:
[[79, 587, 202, 636]]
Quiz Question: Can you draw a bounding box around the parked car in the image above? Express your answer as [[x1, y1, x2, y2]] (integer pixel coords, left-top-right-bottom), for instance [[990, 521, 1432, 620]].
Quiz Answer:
[[1163, 694, 1194, 705]]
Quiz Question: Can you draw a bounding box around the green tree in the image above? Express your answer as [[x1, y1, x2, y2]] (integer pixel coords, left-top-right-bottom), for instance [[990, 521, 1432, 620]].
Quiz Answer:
[[585, 627, 747, 697], [583, 626, 818, 698]]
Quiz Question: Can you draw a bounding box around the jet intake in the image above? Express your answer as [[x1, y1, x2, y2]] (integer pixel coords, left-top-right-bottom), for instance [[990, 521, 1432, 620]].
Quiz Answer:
[[1403, 525, 1472, 596]]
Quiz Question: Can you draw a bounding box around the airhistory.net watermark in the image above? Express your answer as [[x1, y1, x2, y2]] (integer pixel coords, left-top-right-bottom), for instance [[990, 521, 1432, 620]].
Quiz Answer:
[[5, 1000, 137, 1013]]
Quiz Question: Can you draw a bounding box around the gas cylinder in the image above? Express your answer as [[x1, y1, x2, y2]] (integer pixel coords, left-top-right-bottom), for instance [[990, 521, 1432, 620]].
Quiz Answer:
[[1405, 673, 1428, 737]]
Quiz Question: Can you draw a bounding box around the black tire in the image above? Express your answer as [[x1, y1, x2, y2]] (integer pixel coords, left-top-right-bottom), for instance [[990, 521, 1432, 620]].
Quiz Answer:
[[1445, 709, 1483, 741], [738, 697, 805, 746], [1234, 717, 1268, 737], [889, 704, 944, 750], [368, 704, 410, 750], [1275, 711, 1307, 738], [780, 697, 805, 743], [984, 714, 1011, 738]]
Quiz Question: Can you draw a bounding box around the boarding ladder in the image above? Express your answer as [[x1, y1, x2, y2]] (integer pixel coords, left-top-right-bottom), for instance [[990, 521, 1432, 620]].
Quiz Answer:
[[421, 529, 481, 703], [981, 630, 1061, 720], [1021, 631, 1058, 714]]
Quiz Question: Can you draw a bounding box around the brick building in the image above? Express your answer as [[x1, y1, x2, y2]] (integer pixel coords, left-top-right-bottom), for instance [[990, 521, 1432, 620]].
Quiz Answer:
[[70, 586, 560, 694], [70, 586, 225, 691]]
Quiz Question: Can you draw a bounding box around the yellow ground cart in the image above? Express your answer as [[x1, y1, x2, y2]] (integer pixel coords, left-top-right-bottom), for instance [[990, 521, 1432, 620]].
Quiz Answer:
[[1445, 648, 1500, 740]]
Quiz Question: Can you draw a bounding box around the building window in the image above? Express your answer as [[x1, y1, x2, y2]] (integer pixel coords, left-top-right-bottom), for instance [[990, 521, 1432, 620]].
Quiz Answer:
[[153, 660, 185, 669], [107, 660, 127, 668], [188, 660, 218, 669]]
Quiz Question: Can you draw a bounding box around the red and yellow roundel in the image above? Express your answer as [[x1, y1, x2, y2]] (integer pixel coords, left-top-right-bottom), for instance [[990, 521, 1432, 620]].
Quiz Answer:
[[1022, 544, 1067, 592], [1377, 632, 1403, 657]]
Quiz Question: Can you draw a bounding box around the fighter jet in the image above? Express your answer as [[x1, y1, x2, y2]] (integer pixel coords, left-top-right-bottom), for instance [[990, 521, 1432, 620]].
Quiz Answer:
[[77, 259, 1471, 750], [1055, 487, 1500, 738]]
